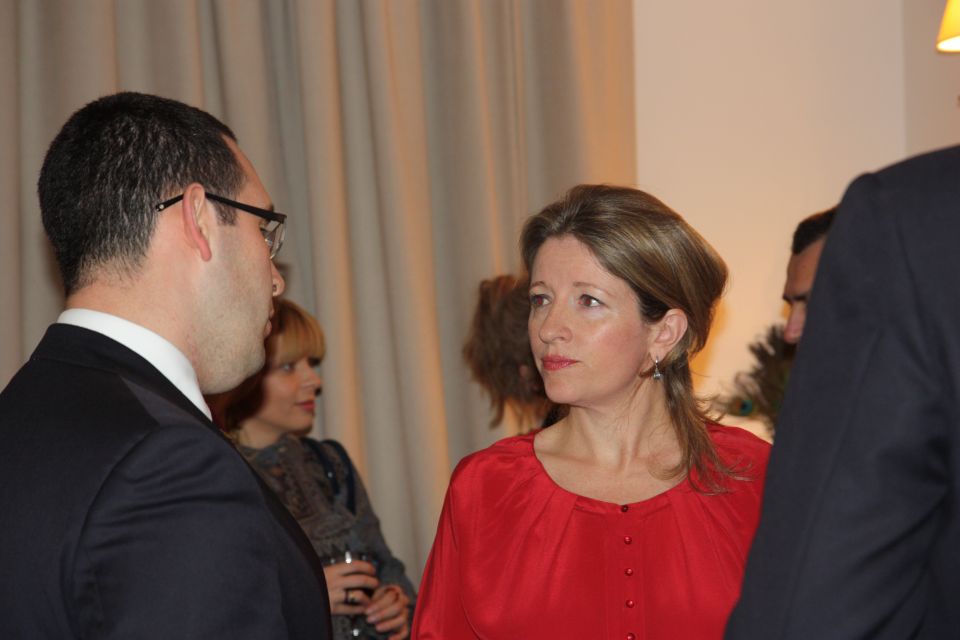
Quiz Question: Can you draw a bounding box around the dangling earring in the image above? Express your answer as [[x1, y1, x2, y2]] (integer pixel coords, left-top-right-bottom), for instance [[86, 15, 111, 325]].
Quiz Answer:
[[653, 356, 662, 381]]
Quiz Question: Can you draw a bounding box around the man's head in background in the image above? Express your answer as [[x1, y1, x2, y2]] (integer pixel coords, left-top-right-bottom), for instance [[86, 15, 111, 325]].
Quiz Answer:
[[782, 207, 836, 345]]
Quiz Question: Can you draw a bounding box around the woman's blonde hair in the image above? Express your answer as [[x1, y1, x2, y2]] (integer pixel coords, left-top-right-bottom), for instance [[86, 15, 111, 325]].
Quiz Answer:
[[211, 298, 325, 433], [268, 299, 326, 367], [520, 184, 732, 490]]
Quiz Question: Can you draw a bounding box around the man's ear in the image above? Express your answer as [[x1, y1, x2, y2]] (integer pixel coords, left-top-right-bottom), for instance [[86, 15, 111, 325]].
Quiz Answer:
[[180, 183, 213, 262], [650, 309, 689, 359]]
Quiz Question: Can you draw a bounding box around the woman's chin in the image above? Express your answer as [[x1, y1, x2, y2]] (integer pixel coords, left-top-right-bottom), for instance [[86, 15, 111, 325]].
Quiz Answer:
[[544, 386, 577, 406]]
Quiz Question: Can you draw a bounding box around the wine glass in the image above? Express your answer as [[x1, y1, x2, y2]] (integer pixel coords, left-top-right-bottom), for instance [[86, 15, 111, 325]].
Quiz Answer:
[[324, 548, 379, 637]]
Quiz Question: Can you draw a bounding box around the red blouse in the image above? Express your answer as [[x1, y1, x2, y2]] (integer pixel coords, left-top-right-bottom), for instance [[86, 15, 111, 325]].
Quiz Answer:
[[412, 424, 769, 640]]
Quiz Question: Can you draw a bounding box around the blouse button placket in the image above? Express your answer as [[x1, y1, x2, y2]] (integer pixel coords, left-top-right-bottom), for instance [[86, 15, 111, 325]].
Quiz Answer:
[[619, 505, 637, 640]]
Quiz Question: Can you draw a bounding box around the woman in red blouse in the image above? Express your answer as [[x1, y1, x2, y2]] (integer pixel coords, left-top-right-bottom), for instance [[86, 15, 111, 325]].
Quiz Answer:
[[413, 185, 770, 640]]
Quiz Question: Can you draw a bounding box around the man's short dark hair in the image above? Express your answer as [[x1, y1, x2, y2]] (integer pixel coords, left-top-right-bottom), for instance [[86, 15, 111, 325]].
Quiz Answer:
[[38, 92, 246, 295], [791, 207, 837, 255]]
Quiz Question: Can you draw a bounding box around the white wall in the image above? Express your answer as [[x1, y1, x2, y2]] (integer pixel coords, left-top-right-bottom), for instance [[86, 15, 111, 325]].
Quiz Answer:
[[633, 0, 960, 416]]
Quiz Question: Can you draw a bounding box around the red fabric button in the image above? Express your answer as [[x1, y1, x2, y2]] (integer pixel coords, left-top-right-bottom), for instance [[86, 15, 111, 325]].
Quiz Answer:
[[620, 504, 629, 512], [625, 599, 636, 608], [626, 634, 637, 640], [623, 536, 632, 544], [624, 567, 634, 576]]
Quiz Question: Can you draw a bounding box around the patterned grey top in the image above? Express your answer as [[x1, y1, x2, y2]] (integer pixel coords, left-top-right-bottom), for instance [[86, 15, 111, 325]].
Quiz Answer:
[[240, 435, 416, 639]]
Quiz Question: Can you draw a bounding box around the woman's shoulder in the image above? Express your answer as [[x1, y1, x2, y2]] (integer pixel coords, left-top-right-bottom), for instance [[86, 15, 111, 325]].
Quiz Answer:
[[705, 422, 771, 487], [453, 433, 537, 474], [444, 432, 573, 527], [297, 435, 347, 455], [448, 433, 542, 494], [708, 423, 770, 460], [298, 437, 356, 475]]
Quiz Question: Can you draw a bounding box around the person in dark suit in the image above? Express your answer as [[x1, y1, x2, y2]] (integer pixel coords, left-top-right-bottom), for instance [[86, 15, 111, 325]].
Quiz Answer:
[[0, 92, 332, 639], [725, 145, 960, 639]]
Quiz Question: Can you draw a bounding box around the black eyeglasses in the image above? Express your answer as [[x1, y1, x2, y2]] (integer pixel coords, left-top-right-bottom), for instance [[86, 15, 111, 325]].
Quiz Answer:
[[156, 193, 287, 259]]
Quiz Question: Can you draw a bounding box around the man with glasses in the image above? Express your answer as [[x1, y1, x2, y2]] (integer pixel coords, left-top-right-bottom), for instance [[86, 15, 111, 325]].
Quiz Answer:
[[156, 191, 286, 260], [0, 92, 331, 639]]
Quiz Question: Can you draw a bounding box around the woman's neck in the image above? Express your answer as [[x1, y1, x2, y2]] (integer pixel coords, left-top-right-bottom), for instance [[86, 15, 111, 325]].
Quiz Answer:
[[556, 386, 679, 472], [533, 389, 686, 503], [235, 420, 286, 450]]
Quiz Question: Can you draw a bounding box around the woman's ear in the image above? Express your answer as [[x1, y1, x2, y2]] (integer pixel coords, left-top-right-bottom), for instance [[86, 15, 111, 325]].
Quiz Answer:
[[181, 183, 213, 261], [650, 309, 688, 360]]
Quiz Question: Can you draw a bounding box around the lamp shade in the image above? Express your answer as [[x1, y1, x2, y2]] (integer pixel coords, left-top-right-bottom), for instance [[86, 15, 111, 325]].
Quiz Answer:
[[938, 0, 960, 51]]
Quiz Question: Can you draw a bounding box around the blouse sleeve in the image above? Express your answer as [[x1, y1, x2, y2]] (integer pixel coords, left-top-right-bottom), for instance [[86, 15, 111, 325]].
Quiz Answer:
[[411, 473, 475, 639]]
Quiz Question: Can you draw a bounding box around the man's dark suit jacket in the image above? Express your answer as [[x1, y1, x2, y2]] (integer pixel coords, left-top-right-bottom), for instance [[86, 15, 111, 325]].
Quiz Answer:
[[726, 145, 960, 638], [0, 324, 333, 639]]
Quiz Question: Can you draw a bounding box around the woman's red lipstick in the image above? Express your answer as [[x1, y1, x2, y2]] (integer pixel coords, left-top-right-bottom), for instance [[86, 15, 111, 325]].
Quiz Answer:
[[542, 355, 576, 371]]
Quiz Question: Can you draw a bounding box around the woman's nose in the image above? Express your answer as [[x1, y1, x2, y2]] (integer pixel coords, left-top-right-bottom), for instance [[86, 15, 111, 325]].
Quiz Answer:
[[536, 304, 571, 343], [301, 367, 323, 391]]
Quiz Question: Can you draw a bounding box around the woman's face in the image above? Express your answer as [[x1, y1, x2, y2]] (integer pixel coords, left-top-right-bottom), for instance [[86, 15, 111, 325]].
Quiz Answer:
[[528, 235, 653, 411], [251, 354, 323, 436]]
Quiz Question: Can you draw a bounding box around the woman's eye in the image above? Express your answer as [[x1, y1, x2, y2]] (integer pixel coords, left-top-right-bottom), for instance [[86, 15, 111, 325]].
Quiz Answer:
[[278, 362, 296, 373], [530, 293, 548, 308], [579, 295, 601, 307]]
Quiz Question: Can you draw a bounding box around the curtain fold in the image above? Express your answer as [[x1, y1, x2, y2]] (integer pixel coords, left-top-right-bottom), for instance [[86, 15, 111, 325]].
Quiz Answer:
[[423, 0, 637, 461], [3, 0, 635, 582], [0, 0, 21, 381]]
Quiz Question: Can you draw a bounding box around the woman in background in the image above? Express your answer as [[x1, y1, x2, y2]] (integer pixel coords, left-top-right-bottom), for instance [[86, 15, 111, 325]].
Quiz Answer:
[[462, 273, 561, 430], [414, 184, 769, 639], [211, 299, 414, 640]]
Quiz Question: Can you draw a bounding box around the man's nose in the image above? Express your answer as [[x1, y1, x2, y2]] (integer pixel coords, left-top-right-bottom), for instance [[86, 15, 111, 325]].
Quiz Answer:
[[271, 262, 285, 297], [783, 305, 804, 345]]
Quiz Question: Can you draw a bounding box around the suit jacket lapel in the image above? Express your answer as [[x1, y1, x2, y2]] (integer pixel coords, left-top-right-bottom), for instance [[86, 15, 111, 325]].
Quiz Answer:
[[33, 324, 329, 588]]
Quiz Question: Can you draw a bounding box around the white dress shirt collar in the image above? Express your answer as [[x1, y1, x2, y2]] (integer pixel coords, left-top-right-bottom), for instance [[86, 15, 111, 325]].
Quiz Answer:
[[57, 308, 212, 420]]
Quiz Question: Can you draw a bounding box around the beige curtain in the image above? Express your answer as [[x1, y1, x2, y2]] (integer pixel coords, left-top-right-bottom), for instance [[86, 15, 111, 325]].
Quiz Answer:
[[1, 0, 635, 582]]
